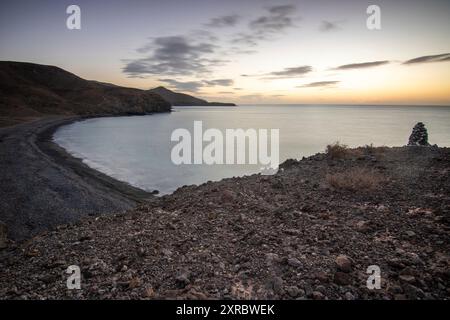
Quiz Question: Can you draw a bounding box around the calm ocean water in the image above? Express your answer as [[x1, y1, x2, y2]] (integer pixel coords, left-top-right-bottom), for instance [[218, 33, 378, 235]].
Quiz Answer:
[[54, 105, 450, 194]]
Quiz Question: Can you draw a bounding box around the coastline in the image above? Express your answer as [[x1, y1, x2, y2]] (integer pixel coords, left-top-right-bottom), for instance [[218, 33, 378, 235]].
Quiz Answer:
[[0, 143, 448, 299], [0, 115, 159, 241], [0, 113, 449, 300], [37, 115, 156, 202]]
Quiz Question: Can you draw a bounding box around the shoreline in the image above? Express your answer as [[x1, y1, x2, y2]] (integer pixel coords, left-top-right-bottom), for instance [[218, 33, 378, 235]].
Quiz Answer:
[[1, 113, 449, 300], [37, 115, 155, 202], [0, 115, 160, 241], [1, 143, 448, 299]]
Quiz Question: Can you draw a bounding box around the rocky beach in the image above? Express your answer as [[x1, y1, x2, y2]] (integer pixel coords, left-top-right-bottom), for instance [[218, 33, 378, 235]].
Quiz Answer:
[[0, 116, 158, 241], [0, 136, 449, 300], [1, 0, 449, 307]]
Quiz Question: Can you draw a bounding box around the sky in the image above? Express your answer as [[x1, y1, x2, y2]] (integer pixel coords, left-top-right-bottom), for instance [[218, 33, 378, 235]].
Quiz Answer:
[[1, 0, 449, 105]]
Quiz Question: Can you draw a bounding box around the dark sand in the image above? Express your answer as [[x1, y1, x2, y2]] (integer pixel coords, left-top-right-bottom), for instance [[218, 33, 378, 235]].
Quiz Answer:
[[0, 116, 154, 241]]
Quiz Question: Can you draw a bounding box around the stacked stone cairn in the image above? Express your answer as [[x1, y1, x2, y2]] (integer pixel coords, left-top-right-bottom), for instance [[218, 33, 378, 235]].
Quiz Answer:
[[408, 122, 430, 146]]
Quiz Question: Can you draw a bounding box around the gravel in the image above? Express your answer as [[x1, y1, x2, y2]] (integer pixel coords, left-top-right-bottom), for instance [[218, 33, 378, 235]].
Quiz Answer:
[[0, 145, 449, 300]]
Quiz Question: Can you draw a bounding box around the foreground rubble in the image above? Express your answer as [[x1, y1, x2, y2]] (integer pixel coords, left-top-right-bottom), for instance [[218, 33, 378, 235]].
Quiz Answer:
[[1, 146, 449, 300]]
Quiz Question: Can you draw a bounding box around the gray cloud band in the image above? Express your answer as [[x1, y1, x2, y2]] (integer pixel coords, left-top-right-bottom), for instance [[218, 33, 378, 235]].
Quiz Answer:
[[123, 36, 226, 77], [232, 4, 298, 47], [334, 60, 390, 70], [159, 78, 235, 93], [297, 81, 340, 88], [403, 53, 450, 65]]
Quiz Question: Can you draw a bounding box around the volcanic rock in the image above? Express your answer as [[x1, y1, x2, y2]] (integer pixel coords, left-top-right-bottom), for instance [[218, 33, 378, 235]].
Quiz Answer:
[[335, 255, 352, 273]]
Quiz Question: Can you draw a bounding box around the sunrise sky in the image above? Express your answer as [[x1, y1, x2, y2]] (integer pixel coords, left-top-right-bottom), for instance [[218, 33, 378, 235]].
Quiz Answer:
[[1, 0, 449, 105]]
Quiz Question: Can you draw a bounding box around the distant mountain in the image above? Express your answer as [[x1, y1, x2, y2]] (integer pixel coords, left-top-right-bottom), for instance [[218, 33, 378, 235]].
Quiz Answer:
[[0, 61, 171, 118], [149, 86, 236, 106]]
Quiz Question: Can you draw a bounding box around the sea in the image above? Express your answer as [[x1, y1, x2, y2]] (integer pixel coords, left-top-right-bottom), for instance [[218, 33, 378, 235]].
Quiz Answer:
[[53, 105, 450, 194]]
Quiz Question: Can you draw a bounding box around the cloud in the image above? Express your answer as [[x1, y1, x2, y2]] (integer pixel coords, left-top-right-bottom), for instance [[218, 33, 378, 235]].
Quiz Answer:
[[244, 65, 312, 79], [159, 79, 205, 92], [203, 79, 234, 86], [403, 53, 450, 65], [124, 5, 300, 77], [159, 78, 234, 92], [189, 30, 219, 43], [268, 65, 312, 77], [228, 47, 258, 55], [297, 81, 339, 88], [232, 4, 298, 47], [319, 20, 342, 32], [232, 33, 263, 47], [123, 36, 227, 77], [334, 60, 390, 70], [250, 4, 296, 33], [206, 14, 241, 28]]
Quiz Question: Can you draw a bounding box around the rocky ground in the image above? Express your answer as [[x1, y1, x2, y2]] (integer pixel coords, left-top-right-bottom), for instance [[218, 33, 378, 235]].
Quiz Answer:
[[0, 117, 152, 241], [0, 146, 449, 300]]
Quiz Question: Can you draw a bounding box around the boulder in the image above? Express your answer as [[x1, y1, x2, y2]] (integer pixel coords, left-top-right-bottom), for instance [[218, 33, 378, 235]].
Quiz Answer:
[[175, 270, 191, 288], [286, 286, 301, 298], [335, 254, 352, 273], [287, 257, 302, 268]]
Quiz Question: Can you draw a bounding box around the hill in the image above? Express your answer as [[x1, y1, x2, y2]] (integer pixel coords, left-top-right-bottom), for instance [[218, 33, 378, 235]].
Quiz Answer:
[[0, 61, 171, 122], [149, 86, 236, 106]]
